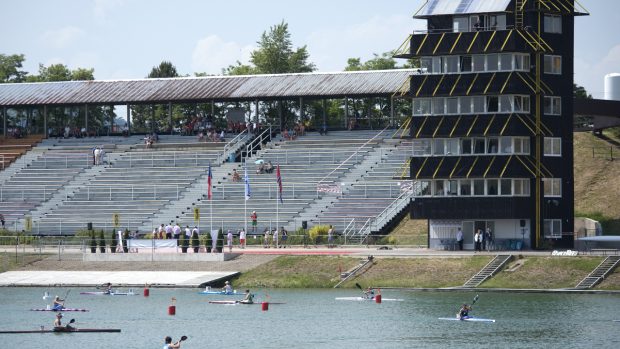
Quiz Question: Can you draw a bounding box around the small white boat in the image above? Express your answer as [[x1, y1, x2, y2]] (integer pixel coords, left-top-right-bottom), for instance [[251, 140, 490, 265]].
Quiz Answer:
[[438, 316, 496, 323], [335, 296, 404, 302], [80, 289, 136, 296]]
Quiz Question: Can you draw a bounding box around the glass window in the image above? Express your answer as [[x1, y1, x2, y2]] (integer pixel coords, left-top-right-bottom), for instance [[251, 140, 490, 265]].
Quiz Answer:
[[514, 95, 530, 113], [460, 96, 473, 114], [514, 137, 530, 154], [489, 14, 506, 30], [544, 55, 562, 74], [544, 15, 562, 34], [446, 98, 459, 114], [544, 137, 562, 156], [499, 54, 512, 71], [473, 55, 485, 72], [487, 179, 498, 195], [445, 56, 459, 73], [487, 96, 499, 113], [461, 139, 472, 154], [454, 16, 469, 32], [460, 180, 472, 195], [413, 98, 432, 115], [447, 180, 459, 196], [500, 137, 512, 153], [514, 54, 530, 71], [421, 57, 433, 74], [543, 178, 562, 197], [544, 96, 561, 115], [433, 139, 445, 155], [514, 179, 530, 196], [500, 95, 512, 113], [487, 138, 499, 154], [544, 219, 562, 238], [500, 179, 512, 195], [474, 138, 486, 154], [434, 180, 445, 196], [416, 180, 432, 196], [446, 139, 459, 155], [413, 139, 432, 156], [472, 96, 485, 113], [473, 179, 485, 195], [432, 57, 442, 73], [433, 98, 445, 115], [461, 56, 472, 72], [487, 54, 499, 71]]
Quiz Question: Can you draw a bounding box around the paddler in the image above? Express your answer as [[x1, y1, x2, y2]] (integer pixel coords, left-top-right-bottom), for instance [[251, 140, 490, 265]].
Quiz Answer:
[[240, 289, 254, 304], [363, 287, 375, 299], [163, 336, 183, 349], [53, 313, 74, 331], [103, 282, 113, 295], [458, 304, 472, 320], [52, 295, 65, 311], [222, 281, 233, 294]]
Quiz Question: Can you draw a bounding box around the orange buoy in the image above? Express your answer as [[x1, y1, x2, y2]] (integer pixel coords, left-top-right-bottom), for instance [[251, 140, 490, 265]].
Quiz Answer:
[[168, 305, 176, 315], [143, 288, 150, 297], [375, 294, 382, 304], [261, 302, 269, 311]]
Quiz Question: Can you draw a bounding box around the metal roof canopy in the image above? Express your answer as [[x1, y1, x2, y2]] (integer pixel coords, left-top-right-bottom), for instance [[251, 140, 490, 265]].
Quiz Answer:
[[0, 69, 416, 107], [415, 0, 511, 17]]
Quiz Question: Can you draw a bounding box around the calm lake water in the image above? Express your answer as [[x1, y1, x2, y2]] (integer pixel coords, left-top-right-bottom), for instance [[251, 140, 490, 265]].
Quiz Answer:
[[0, 287, 619, 349]]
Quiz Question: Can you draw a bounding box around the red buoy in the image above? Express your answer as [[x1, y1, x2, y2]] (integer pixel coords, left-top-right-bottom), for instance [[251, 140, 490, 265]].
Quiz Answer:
[[261, 302, 269, 311], [143, 288, 150, 297], [375, 294, 382, 304], [168, 305, 176, 315]]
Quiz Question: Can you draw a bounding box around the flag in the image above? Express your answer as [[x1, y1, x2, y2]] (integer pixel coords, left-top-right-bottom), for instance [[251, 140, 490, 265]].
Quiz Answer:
[[276, 164, 283, 204], [244, 166, 251, 200], [207, 163, 212, 200]]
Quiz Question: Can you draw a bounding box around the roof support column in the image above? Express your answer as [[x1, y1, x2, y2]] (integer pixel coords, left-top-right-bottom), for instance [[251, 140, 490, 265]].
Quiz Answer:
[[390, 95, 394, 128], [278, 101, 284, 131], [43, 105, 48, 139], [322, 99, 327, 129], [255, 99, 259, 127], [126, 104, 131, 136], [299, 97, 304, 124], [84, 104, 88, 135], [168, 102, 173, 135], [344, 97, 349, 129], [151, 106, 155, 133], [2, 106, 6, 137], [211, 100, 215, 117]]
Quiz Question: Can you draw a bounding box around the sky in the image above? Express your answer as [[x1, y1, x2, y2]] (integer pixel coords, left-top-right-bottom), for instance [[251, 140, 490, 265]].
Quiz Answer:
[[0, 0, 618, 99]]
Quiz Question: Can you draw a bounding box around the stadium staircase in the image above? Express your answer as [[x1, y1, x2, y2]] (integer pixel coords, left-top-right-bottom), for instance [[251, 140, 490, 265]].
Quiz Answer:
[[574, 256, 620, 289], [461, 254, 513, 288]]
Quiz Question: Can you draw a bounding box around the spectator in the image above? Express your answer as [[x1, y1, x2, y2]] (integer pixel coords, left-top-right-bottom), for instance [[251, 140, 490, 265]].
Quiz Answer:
[[280, 227, 288, 248], [250, 211, 258, 233], [263, 228, 271, 248], [231, 169, 241, 182], [264, 161, 274, 174], [239, 228, 246, 249], [0, 214, 4, 229]]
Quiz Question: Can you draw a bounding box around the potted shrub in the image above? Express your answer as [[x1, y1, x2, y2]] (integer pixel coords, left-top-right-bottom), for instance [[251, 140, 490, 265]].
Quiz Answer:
[[98, 230, 106, 253], [90, 232, 97, 253], [204, 231, 212, 253], [308, 225, 329, 246], [191, 230, 200, 253], [122, 229, 129, 253], [180, 233, 188, 253], [110, 230, 118, 253]]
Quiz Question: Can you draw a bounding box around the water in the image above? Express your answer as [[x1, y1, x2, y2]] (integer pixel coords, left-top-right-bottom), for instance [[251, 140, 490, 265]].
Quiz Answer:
[[1, 288, 619, 349]]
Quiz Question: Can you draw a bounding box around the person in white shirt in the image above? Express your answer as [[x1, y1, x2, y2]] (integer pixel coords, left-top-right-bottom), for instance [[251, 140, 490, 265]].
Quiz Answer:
[[172, 223, 181, 240], [239, 229, 246, 249], [185, 226, 192, 238], [222, 280, 233, 294], [165, 224, 173, 239], [226, 230, 233, 253], [272, 228, 279, 248], [456, 227, 464, 251]]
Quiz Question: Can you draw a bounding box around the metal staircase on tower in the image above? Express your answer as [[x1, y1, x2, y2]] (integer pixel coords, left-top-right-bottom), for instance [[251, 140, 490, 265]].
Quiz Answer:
[[461, 255, 513, 288], [574, 256, 620, 289]]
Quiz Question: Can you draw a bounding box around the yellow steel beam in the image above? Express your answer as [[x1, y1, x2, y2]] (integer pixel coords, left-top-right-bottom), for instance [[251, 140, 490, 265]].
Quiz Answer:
[[394, 35, 412, 56], [515, 72, 536, 93], [449, 116, 462, 137], [432, 117, 445, 138], [500, 30, 514, 52], [415, 116, 429, 138], [500, 72, 514, 94], [466, 157, 479, 178], [432, 158, 445, 179], [466, 115, 479, 137], [466, 31, 480, 53], [499, 155, 513, 178], [518, 0, 529, 11], [484, 31, 497, 52], [523, 156, 554, 178], [515, 30, 539, 51], [484, 114, 496, 136], [500, 114, 513, 136], [416, 33, 429, 55], [449, 75, 462, 96], [413, 0, 429, 17], [449, 157, 462, 179], [515, 155, 536, 176], [466, 74, 479, 95], [432, 75, 446, 96], [415, 157, 429, 179], [483, 156, 496, 178], [483, 73, 497, 94], [433, 32, 446, 55], [450, 32, 463, 54], [415, 75, 429, 97], [398, 117, 412, 138], [516, 114, 536, 135], [399, 158, 412, 179], [522, 29, 553, 52]]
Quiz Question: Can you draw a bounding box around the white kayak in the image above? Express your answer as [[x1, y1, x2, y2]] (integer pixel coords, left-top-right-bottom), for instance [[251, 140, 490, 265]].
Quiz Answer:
[[335, 297, 404, 302], [80, 290, 136, 296], [438, 316, 495, 323]]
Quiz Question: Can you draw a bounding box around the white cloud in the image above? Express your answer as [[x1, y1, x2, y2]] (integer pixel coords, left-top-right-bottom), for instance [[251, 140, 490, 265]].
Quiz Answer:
[[93, 0, 125, 21], [41, 26, 85, 49], [191, 35, 254, 75], [575, 44, 620, 99], [306, 14, 422, 72]]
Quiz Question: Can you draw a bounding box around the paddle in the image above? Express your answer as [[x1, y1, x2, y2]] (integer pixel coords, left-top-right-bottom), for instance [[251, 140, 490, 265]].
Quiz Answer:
[[180, 335, 188, 341], [355, 283, 373, 299], [471, 294, 480, 306]]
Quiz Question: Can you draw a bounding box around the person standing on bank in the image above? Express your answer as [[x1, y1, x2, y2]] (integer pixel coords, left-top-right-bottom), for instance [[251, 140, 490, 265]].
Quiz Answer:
[[456, 227, 464, 251], [250, 211, 258, 234], [485, 227, 494, 251], [474, 229, 482, 252]]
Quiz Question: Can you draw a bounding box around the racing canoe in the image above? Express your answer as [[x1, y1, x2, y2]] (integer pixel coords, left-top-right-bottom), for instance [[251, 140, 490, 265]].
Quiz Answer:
[[0, 328, 121, 334], [79, 290, 136, 296], [30, 308, 89, 312], [438, 316, 496, 323], [198, 290, 240, 295], [335, 297, 404, 302], [208, 300, 286, 305]]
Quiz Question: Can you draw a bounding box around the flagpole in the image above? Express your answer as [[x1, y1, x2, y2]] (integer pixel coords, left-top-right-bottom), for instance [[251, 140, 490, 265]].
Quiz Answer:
[[244, 158, 247, 234]]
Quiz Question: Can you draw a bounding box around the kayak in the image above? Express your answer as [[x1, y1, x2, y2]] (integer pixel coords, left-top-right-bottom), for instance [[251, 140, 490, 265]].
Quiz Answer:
[[30, 308, 89, 312], [198, 290, 240, 295], [335, 297, 404, 302], [80, 290, 136, 296], [438, 316, 496, 323], [0, 328, 121, 334], [208, 300, 286, 305]]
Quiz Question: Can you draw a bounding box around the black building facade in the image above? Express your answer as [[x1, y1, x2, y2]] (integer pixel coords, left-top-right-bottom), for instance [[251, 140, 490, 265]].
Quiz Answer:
[[396, 0, 586, 249]]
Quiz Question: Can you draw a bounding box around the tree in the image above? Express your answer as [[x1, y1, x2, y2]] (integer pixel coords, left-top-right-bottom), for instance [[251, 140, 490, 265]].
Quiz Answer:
[[345, 52, 398, 71], [148, 61, 179, 78], [71, 68, 95, 81], [0, 53, 27, 83], [223, 61, 256, 76], [250, 21, 315, 74], [574, 83, 592, 99]]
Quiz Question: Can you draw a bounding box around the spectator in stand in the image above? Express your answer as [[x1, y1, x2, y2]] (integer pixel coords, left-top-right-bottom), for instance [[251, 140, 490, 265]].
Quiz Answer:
[[231, 169, 241, 182], [250, 211, 258, 234], [264, 161, 274, 174], [0, 214, 5, 229], [282, 129, 291, 140]]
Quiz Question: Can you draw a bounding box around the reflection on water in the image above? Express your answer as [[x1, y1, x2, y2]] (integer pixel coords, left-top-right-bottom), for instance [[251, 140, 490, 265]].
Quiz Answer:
[[0, 288, 619, 349]]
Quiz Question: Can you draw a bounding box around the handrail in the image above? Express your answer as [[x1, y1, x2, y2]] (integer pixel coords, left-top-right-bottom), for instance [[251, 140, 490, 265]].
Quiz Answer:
[[370, 189, 413, 231], [341, 219, 356, 244], [245, 125, 275, 158], [219, 129, 249, 164]]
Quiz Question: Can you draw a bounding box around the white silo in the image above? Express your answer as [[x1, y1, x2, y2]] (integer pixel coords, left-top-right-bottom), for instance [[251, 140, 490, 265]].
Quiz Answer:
[[604, 73, 620, 101]]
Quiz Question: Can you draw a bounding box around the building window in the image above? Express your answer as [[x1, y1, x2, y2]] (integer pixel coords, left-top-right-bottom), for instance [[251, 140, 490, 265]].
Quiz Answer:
[[460, 96, 473, 114], [500, 95, 512, 113], [513, 179, 530, 196], [434, 180, 445, 196], [472, 96, 485, 113], [445, 56, 459, 73], [487, 54, 499, 71], [473, 138, 486, 154], [446, 97, 459, 114], [461, 139, 472, 155], [500, 179, 512, 195], [544, 15, 562, 34], [473, 180, 485, 195], [446, 139, 459, 155], [543, 178, 562, 197], [514, 137, 530, 154], [413, 99, 431, 115], [544, 55, 562, 74], [487, 179, 499, 195], [460, 56, 472, 72], [544, 96, 562, 115], [514, 54, 530, 71], [453, 16, 469, 32], [473, 55, 485, 72], [433, 139, 445, 155], [500, 137, 513, 153], [544, 137, 562, 156], [447, 180, 459, 196], [499, 54, 512, 71], [514, 95, 530, 113], [487, 96, 499, 112], [433, 98, 445, 115], [487, 138, 499, 154], [544, 219, 562, 238], [460, 180, 472, 196], [413, 139, 432, 156], [415, 180, 432, 196], [489, 14, 507, 30]]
